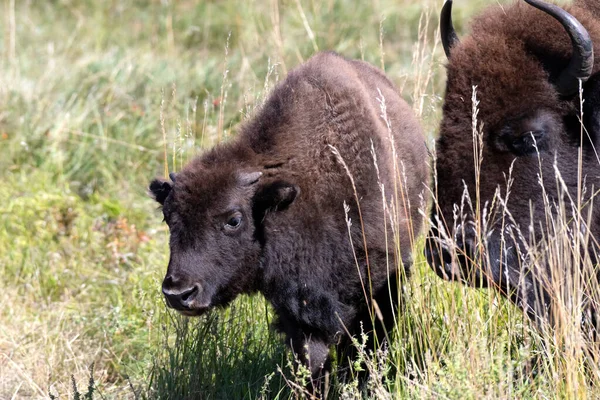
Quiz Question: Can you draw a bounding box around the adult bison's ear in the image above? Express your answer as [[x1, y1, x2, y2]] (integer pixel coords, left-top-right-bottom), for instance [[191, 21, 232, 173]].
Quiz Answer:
[[252, 180, 299, 217], [583, 72, 600, 146], [149, 179, 173, 205]]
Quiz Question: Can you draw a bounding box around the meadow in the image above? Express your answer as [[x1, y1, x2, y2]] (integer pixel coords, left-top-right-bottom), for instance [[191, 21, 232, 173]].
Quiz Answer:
[[0, 0, 593, 399]]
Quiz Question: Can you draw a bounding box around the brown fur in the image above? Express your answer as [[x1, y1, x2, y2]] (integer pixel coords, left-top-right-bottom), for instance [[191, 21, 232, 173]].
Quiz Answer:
[[150, 52, 429, 387], [426, 1, 600, 327], [580, 0, 600, 18]]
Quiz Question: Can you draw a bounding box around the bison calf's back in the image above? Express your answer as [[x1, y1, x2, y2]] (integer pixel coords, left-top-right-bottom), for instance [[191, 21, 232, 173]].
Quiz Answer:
[[149, 51, 429, 389]]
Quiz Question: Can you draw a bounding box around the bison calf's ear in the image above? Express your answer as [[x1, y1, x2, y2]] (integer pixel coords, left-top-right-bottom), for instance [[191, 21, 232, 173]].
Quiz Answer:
[[253, 181, 299, 215], [149, 179, 173, 205]]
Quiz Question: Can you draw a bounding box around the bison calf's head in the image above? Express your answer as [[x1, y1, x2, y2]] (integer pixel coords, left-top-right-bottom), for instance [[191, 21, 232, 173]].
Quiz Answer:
[[149, 168, 298, 316]]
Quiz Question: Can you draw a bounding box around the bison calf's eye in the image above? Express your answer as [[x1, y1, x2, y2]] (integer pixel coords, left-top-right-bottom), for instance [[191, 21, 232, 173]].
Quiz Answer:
[[224, 212, 243, 231]]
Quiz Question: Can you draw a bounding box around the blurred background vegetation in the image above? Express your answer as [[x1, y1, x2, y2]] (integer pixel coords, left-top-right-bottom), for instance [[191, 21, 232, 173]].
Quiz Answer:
[[0, 0, 582, 399]]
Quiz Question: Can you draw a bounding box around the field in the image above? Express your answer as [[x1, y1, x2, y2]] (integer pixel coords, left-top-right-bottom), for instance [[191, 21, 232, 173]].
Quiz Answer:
[[0, 0, 594, 399]]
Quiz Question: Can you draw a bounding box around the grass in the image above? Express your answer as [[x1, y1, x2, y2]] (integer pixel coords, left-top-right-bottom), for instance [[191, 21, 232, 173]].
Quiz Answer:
[[0, 0, 594, 399]]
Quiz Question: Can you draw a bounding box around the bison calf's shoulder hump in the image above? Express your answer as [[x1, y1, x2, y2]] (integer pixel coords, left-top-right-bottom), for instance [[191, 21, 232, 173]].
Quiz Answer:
[[149, 51, 429, 387]]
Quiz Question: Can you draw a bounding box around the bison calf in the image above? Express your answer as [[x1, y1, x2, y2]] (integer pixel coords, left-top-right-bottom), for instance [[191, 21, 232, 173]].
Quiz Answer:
[[150, 52, 428, 388]]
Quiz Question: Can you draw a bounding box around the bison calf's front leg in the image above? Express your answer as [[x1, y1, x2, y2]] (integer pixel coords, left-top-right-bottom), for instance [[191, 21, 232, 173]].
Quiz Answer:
[[291, 334, 332, 396]]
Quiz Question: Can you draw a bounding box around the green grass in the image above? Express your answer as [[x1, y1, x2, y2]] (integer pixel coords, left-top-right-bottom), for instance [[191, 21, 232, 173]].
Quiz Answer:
[[0, 0, 594, 399]]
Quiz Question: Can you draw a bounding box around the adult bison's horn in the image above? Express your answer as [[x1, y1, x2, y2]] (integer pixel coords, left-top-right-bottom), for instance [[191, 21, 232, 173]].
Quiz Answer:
[[169, 172, 177, 182], [441, 0, 460, 58], [524, 0, 594, 96]]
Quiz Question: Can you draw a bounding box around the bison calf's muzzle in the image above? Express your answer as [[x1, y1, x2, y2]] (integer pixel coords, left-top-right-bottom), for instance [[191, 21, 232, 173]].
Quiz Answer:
[[162, 276, 207, 315]]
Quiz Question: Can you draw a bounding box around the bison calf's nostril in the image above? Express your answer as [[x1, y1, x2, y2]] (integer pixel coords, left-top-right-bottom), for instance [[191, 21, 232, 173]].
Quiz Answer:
[[162, 283, 202, 310], [180, 285, 199, 302]]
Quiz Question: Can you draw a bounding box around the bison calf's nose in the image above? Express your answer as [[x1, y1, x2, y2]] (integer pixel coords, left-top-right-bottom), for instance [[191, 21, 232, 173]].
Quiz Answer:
[[162, 281, 202, 312]]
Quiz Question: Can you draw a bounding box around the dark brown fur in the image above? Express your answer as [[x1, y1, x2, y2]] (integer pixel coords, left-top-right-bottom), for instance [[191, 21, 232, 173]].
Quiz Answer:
[[150, 52, 429, 387], [426, 1, 600, 327]]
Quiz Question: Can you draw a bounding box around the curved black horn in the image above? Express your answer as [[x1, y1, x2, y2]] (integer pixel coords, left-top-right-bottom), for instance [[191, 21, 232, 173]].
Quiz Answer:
[[169, 172, 177, 182], [441, 0, 460, 58], [524, 0, 594, 96]]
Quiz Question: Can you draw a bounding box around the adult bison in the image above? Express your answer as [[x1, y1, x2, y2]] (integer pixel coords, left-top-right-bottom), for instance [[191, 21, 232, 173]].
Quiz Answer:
[[150, 52, 429, 388], [426, 0, 600, 330]]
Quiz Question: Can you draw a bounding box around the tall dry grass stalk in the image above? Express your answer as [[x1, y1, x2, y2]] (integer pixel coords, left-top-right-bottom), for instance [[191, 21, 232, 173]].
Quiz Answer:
[[270, 0, 288, 75], [410, 7, 438, 119], [217, 32, 232, 143], [5, 0, 16, 63], [294, 0, 319, 54]]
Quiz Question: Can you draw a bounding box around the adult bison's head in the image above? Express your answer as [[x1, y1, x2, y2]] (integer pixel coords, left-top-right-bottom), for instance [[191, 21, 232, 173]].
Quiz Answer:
[[425, 0, 600, 317], [150, 166, 298, 316]]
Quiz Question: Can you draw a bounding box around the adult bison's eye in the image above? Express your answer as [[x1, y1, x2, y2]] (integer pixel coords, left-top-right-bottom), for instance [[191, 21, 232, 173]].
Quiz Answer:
[[224, 212, 243, 231], [508, 130, 546, 155]]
